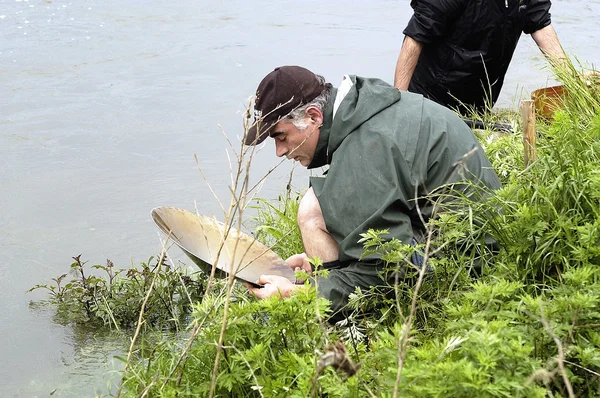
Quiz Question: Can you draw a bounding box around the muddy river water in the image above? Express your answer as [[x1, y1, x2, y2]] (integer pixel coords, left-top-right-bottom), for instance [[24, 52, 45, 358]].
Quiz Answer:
[[1, 0, 599, 396]]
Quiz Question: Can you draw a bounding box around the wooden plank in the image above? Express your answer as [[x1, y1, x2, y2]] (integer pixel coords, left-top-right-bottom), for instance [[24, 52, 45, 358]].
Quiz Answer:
[[521, 99, 537, 167]]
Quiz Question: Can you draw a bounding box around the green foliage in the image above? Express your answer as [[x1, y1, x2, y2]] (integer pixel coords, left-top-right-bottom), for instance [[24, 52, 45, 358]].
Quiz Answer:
[[118, 96, 600, 396], [119, 285, 350, 397], [548, 62, 600, 125], [29, 255, 206, 330], [477, 130, 525, 184], [37, 63, 600, 397], [250, 193, 304, 260], [477, 113, 600, 285]]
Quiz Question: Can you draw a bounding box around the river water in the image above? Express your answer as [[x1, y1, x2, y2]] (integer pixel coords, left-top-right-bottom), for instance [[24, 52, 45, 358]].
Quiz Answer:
[[1, 0, 599, 396]]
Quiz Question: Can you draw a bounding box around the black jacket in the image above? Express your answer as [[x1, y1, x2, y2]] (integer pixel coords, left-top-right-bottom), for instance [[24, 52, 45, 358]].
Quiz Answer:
[[404, 0, 552, 112]]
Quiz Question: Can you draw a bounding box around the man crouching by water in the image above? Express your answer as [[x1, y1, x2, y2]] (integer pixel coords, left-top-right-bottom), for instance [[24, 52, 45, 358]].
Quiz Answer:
[[244, 66, 501, 320]]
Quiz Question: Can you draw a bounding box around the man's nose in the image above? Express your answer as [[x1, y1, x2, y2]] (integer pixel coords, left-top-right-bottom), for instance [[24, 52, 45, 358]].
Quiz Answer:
[[275, 141, 287, 158]]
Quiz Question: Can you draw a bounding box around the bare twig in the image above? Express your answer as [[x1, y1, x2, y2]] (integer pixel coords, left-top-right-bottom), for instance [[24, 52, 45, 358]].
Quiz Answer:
[[170, 98, 325, 396], [311, 341, 359, 398], [393, 217, 436, 398], [209, 106, 259, 397], [116, 240, 169, 398], [393, 147, 482, 397], [169, 145, 256, 392], [159, 232, 194, 307], [573, 323, 600, 329], [563, 360, 600, 377], [194, 153, 226, 215], [139, 372, 160, 398], [538, 301, 575, 398]]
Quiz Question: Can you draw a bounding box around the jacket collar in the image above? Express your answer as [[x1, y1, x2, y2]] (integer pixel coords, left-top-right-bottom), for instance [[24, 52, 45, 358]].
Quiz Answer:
[[307, 87, 337, 169]]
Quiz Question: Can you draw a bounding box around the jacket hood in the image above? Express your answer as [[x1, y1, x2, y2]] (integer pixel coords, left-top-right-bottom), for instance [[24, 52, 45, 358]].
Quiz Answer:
[[308, 76, 403, 169]]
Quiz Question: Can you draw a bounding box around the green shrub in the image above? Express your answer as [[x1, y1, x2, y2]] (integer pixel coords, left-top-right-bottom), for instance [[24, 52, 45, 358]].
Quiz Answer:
[[250, 193, 304, 260], [119, 285, 344, 397], [34, 64, 600, 397], [29, 255, 206, 330]]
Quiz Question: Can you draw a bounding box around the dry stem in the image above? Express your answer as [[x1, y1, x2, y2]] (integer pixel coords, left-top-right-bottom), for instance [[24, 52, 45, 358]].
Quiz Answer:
[[538, 302, 575, 398], [115, 241, 169, 398], [393, 147, 480, 397]]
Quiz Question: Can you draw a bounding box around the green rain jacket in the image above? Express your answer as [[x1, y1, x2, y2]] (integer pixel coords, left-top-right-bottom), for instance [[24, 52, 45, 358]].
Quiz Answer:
[[306, 75, 501, 317]]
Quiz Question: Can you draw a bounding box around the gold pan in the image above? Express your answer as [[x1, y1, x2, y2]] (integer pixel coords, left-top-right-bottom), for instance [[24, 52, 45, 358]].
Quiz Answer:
[[151, 206, 295, 287]]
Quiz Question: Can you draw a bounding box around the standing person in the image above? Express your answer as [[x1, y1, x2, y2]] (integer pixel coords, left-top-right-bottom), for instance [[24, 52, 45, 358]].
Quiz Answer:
[[245, 66, 501, 319], [394, 0, 568, 113]]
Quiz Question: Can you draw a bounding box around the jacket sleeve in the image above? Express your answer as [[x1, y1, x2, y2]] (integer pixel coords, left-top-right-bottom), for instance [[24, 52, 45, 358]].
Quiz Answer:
[[522, 0, 552, 34], [312, 133, 416, 264], [403, 0, 467, 43]]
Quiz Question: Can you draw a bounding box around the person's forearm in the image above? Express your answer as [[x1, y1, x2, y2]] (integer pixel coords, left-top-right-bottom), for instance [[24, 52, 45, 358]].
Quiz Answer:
[[298, 187, 339, 263], [394, 36, 423, 90], [531, 24, 568, 68]]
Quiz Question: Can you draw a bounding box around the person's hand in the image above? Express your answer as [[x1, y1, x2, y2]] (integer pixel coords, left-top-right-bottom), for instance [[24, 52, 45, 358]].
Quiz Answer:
[[245, 275, 296, 299], [286, 253, 312, 284], [286, 253, 312, 274]]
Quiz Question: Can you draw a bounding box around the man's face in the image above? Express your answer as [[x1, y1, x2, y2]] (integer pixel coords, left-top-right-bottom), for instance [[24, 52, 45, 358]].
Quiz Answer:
[[271, 117, 320, 167]]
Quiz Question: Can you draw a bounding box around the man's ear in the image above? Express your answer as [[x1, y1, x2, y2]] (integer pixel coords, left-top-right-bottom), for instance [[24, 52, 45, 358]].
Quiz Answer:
[[305, 106, 323, 126]]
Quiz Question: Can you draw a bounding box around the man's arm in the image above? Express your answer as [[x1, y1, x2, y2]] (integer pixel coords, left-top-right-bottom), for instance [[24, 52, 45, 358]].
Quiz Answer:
[[531, 24, 568, 68], [297, 187, 339, 263], [394, 36, 423, 91]]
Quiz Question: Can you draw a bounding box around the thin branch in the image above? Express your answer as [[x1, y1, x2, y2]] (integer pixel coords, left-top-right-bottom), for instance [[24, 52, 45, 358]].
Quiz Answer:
[[393, 146, 481, 397], [194, 153, 226, 215], [538, 301, 575, 398], [563, 360, 600, 377], [159, 232, 194, 307], [393, 216, 436, 398], [116, 240, 170, 398], [209, 119, 256, 398]]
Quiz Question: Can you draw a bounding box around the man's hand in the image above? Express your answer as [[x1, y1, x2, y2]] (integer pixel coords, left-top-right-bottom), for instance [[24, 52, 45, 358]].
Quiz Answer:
[[246, 275, 297, 299], [246, 253, 314, 300], [286, 252, 312, 274]]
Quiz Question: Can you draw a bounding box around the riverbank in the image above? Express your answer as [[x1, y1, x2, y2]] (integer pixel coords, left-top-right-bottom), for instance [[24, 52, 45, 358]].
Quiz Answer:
[[29, 66, 600, 396], [4, 1, 600, 395]]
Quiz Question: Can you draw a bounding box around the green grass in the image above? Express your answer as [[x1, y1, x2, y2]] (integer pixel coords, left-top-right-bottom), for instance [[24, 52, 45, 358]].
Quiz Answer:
[[33, 61, 600, 397], [249, 193, 304, 260]]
